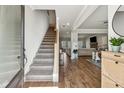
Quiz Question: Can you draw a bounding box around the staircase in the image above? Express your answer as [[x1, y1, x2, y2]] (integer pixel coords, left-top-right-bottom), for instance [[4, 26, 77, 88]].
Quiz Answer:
[[26, 28, 56, 82]]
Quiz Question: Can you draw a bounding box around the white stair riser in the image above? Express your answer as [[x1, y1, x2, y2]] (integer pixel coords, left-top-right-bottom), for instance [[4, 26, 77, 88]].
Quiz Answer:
[[42, 42, 54, 45], [41, 45, 54, 47], [40, 47, 54, 49], [43, 39, 55, 41], [39, 48, 54, 50], [30, 66, 53, 70], [44, 36, 55, 38], [38, 51, 54, 53], [35, 55, 53, 58], [34, 58, 54, 62], [36, 53, 53, 56], [26, 78, 52, 82]]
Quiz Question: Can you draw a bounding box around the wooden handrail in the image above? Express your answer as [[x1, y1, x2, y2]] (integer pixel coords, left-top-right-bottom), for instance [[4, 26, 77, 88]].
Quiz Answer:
[[53, 29, 59, 82]]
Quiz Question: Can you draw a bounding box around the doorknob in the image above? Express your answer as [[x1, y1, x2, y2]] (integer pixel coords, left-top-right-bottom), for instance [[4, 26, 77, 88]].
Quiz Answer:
[[114, 54, 120, 57]]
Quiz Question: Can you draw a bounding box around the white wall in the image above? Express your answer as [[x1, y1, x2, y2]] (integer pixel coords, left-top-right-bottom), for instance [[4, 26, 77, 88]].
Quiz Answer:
[[97, 35, 108, 48], [70, 29, 108, 59], [78, 41, 83, 48], [49, 10, 56, 27], [61, 40, 71, 49], [108, 5, 124, 51], [85, 34, 108, 49], [77, 29, 108, 48], [78, 38, 86, 48], [25, 6, 49, 74], [61, 41, 67, 49], [85, 36, 91, 48], [108, 5, 119, 51]]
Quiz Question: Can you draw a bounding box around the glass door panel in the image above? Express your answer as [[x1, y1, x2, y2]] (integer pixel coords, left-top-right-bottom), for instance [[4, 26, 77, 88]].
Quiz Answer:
[[0, 5, 23, 88]]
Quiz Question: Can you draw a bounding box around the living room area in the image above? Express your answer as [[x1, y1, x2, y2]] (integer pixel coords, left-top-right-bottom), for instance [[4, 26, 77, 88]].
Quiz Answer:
[[60, 5, 108, 68], [60, 33, 108, 67], [59, 33, 108, 87], [58, 5, 108, 87]]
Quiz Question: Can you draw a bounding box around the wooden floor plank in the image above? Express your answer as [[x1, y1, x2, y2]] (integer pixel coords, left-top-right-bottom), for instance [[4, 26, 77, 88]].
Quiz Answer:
[[24, 55, 101, 88]]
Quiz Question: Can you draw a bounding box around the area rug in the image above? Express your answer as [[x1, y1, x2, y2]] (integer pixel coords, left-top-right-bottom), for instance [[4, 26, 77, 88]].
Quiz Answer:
[[86, 59, 101, 68]]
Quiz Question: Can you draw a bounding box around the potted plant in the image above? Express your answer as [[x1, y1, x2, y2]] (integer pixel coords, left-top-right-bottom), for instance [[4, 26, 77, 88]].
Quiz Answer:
[[109, 37, 124, 52]]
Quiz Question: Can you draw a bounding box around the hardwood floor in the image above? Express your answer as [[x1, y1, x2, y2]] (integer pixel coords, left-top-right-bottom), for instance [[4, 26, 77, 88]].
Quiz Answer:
[[62, 56, 101, 88], [24, 54, 101, 88]]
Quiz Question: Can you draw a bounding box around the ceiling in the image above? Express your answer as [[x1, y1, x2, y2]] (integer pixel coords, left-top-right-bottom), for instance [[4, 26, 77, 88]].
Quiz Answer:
[[30, 5, 85, 32], [79, 5, 108, 29], [30, 5, 108, 39], [60, 5, 108, 39]]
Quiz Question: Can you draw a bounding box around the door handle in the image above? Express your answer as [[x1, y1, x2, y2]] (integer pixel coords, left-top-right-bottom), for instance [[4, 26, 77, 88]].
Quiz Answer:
[[115, 61, 118, 64], [114, 55, 120, 57], [17, 56, 21, 59], [115, 84, 119, 87]]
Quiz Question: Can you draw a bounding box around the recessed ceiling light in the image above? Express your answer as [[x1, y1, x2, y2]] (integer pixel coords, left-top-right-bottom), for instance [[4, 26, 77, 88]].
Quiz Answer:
[[61, 23, 70, 28]]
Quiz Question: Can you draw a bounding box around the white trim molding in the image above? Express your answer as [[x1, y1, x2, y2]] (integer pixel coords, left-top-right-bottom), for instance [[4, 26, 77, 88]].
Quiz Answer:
[[77, 29, 108, 34]]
